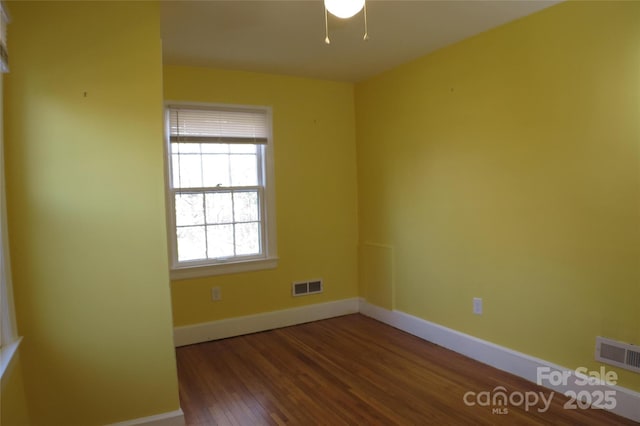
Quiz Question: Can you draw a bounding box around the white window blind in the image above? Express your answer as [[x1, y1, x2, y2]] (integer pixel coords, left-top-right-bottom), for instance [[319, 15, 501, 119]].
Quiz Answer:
[[169, 107, 269, 144]]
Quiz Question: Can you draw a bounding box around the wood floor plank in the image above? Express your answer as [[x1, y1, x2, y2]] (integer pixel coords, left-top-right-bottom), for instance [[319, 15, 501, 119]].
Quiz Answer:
[[176, 314, 636, 425]]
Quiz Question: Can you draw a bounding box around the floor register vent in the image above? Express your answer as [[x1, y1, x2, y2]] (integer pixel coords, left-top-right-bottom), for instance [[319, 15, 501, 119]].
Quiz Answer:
[[292, 279, 323, 297], [595, 336, 640, 373]]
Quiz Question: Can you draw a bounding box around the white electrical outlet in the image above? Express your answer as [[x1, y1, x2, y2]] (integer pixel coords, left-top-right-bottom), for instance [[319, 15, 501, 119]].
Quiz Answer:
[[473, 297, 482, 315], [211, 287, 222, 301]]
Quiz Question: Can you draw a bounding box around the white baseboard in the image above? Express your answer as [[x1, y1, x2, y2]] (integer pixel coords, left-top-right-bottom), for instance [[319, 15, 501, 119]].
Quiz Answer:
[[359, 299, 640, 423], [174, 298, 360, 347], [106, 409, 185, 426]]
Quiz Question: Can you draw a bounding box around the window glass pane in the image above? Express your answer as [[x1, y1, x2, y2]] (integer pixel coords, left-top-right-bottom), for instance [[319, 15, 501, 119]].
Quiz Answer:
[[235, 222, 260, 255], [177, 226, 207, 261], [205, 192, 233, 224], [175, 153, 203, 188], [175, 193, 204, 226], [171, 143, 181, 154], [201, 143, 229, 154], [171, 154, 181, 188], [202, 154, 230, 187], [207, 224, 234, 258], [230, 154, 258, 186], [233, 191, 259, 222], [230, 144, 256, 154]]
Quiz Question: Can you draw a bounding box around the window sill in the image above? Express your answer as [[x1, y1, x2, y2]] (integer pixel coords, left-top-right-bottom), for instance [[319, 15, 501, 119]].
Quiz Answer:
[[0, 336, 23, 380], [171, 257, 279, 281]]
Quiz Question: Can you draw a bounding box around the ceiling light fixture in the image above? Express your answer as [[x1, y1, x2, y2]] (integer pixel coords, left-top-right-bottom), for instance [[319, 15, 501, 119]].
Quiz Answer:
[[324, 0, 369, 45], [325, 0, 364, 19]]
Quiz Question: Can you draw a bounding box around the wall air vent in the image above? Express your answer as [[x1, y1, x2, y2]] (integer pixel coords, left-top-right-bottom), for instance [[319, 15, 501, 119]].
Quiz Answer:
[[292, 279, 323, 297], [595, 336, 640, 373]]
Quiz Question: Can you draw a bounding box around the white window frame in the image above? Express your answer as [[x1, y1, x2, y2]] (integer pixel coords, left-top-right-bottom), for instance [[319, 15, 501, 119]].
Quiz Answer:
[[0, 0, 20, 380], [164, 102, 278, 280]]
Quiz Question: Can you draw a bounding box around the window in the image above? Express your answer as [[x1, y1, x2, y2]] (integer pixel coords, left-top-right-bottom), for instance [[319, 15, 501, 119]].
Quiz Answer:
[[165, 104, 277, 279], [0, 1, 7, 73], [0, 0, 21, 378]]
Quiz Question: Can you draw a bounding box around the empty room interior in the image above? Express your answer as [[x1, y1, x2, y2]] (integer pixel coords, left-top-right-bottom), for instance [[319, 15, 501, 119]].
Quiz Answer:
[[1, 0, 639, 425]]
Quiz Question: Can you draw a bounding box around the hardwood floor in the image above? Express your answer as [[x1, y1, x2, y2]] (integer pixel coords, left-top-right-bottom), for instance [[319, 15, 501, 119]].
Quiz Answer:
[[176, 314, 635, 425]]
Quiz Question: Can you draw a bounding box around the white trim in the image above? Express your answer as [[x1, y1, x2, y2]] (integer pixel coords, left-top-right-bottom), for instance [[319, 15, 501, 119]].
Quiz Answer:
[[105, 409, 185, 426], [174, 298, 360, 347], [359, 299, 640, 423], [171, 257, 278, 280], [0, 336, 22, 379]]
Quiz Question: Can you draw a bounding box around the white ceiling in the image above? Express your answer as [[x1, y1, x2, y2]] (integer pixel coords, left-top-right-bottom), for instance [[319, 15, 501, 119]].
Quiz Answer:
[[160, 0, 559, 83]]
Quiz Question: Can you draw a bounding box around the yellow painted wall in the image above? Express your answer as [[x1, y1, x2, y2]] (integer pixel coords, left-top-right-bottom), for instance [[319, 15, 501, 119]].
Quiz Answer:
[[164, 66, 359, 326], [5, 2, 181, 424], [356, 1, 640, 391]]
